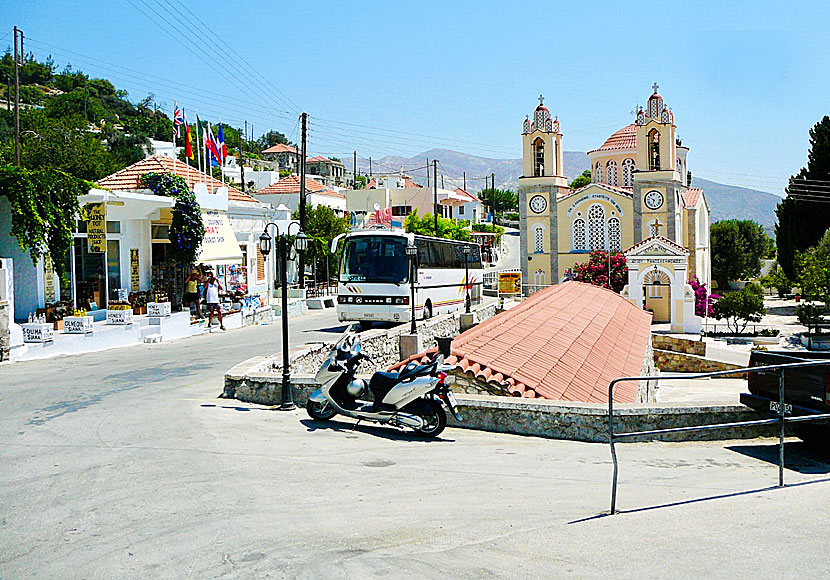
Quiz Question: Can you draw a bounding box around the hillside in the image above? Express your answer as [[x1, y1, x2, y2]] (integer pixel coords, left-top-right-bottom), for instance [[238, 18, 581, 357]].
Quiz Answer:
[[345, 149, 781, 232]]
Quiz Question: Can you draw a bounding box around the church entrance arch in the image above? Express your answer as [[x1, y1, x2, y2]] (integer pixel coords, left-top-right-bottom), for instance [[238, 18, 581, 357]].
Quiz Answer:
[[643, 268, 671, 323]]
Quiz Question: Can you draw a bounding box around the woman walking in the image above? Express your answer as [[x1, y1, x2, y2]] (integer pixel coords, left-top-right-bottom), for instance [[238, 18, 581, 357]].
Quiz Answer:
[[204, 271, 226, 331]]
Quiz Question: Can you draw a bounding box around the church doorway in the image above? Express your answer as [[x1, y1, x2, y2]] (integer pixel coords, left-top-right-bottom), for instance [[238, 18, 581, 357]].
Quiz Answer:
[[643, 269, 671, 323]]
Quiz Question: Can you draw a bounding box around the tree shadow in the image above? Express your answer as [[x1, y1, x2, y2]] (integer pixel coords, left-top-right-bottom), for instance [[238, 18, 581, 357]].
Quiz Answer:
[[300, 418, 454, 442], [726, 441, 830, 474], [764, 304, 798, 316]]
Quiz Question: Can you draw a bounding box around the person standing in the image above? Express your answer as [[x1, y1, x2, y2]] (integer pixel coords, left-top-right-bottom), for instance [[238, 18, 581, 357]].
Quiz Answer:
[[204, 271, 226, 331], [184, 269, 204, 319]]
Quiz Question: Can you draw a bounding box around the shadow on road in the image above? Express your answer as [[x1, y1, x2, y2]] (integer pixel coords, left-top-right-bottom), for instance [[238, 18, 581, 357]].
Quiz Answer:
[[726, 442, 830, 474], [300, 418, 454, 443], [200, 403, 278, 413]]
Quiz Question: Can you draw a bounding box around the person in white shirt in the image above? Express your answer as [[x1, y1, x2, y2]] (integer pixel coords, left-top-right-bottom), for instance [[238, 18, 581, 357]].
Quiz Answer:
[[203, 271, 226, 331]]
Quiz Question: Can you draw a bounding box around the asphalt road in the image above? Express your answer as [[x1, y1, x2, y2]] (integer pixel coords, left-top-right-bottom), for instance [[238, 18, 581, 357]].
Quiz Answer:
[[2, 304, 830, 578]]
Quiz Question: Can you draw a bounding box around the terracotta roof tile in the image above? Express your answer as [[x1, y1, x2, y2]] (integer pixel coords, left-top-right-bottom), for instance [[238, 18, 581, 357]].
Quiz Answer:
[[454, 187, 482, 202], [588, 124, 637, 154], [683, 187, 703, 209], [256, 174, 345, 198], [261, 143, 297, 154], [96, 155, 261, 204]]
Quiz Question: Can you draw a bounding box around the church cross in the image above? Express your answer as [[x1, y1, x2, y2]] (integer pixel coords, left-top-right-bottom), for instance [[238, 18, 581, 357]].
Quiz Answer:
[[652, 82, 660, 94], [538, 94, 545, 106], [653, 221, 663, 236]]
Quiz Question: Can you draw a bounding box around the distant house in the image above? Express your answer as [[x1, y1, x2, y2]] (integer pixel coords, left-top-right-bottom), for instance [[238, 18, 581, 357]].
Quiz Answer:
[[254, 174, 347, 216], [261, 143, 299, 173], [306, 155, 347, 188]]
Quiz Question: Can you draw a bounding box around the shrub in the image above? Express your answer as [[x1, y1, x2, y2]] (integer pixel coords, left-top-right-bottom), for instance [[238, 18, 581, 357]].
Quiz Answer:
[[796, 303, 826, 327], [712, 283, 766, 334], [689, 276, 718, 317]]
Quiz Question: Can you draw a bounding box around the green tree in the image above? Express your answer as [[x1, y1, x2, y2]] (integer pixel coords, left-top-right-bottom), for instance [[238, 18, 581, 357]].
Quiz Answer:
[[775, 116, 830, 279], [711, 219, 770, 289], [712, 283, 766, 334], [569, 169, 592, 189], [480, 187, 517, 214], [760, 264, 794, 297], [796, 228, 830, 306], [404, 209, 471, 241], [293, 205, 350, 281]]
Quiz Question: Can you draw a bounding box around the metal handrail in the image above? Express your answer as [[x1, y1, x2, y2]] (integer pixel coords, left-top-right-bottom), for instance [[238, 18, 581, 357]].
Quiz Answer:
[[608, 359, 830, 514]]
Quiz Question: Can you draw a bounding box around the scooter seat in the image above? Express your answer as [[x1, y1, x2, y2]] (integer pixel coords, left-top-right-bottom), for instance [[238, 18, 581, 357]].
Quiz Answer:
[[369, 371, 400, 399]]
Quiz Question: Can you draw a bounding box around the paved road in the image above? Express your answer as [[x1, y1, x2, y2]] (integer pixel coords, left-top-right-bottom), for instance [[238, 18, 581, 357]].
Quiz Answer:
[[2, 307, 830, 578]]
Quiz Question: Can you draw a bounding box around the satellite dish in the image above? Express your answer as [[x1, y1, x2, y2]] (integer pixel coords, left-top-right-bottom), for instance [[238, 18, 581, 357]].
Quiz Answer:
[[373, 203, 381, 211]]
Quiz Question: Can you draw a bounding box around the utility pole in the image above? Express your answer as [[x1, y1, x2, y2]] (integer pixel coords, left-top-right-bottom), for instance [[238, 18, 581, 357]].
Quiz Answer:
[[426, 158, 430, 187], [298, 112, 308, 290], [441, 174, 444, 189], [491, 172, 497, 227], [463, 171, 466, 192], [239, 125, 246, 192], [369, 156, 372, 176], [13, 26, 22, 166], [353, 150, 357, 187], [433, 159, 439, 233]]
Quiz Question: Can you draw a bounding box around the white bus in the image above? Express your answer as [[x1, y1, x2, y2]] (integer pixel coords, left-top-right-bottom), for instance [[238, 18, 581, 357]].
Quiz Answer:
[[333, 230, 484, 328]]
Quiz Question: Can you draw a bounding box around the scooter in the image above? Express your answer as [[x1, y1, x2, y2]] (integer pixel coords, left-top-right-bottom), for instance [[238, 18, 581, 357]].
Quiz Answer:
[[306, 330, 462, 437]]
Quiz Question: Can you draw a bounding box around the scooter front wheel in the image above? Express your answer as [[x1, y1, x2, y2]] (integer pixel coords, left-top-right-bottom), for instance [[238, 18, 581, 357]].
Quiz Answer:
[[412, 400, 447, 438], [307, 399, 337, 421]]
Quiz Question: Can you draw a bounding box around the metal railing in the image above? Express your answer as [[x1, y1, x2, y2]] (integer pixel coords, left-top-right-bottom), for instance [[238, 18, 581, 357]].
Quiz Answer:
[[483, 268, 521, 290], [607, 360, 830, 514]]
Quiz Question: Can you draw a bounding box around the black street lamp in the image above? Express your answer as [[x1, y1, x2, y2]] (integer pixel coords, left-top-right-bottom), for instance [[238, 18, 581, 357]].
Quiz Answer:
[[463, 244, 471, 313], [406, 242, 418, 334], [259, 222, 309, 411]]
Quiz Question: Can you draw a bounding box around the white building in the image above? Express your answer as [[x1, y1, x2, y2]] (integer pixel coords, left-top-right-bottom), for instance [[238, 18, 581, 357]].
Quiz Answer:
[[254, 175, 348, 216]]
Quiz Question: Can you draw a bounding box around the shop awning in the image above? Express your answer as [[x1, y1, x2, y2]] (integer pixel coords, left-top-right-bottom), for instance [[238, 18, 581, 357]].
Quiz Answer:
[[197, 210, 243, 266]]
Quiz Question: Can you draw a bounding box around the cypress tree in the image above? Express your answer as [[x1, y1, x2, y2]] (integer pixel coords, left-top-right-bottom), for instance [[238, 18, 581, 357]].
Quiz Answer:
[[775, 116, 830, 279]]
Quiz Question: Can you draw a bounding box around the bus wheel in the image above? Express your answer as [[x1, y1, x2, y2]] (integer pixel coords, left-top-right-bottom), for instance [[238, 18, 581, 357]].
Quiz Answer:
[[358, 321, 373, 330], [423, 301, 432, 320]]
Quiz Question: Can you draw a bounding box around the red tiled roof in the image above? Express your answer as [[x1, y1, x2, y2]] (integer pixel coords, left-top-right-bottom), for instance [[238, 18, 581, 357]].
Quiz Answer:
[[390, 282, 652, 403], [261, 143, 297, 154], [683, 187, 702, 209], [257, 174, 328, 195], [625, 235, 690, 255], [403, 176, 423, 189], [96, 155, 260, 204], [588, 124, 637, 154], [454, 187, 481, 202], [307, 155, 329, 163]]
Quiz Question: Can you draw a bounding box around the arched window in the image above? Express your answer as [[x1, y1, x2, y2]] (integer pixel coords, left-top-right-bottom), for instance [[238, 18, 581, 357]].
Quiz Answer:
[[622, 158, 635, 187], [533, 138, 545, 177], [588, 204, 606, 250], [606, 160, 618, 186], [648, 129, 660, 171], [608, 217, 621, 251], [595, 162, 603, 183], [534, 225, 545, 253], [573, 218, 586, 251]]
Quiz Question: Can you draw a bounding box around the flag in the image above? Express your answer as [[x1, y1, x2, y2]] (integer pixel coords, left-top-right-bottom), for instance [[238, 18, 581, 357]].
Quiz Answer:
[[205, 123, 221, 166], [173, 101, 184, 137], [217, 123, 228, 162], [184, 112, 193, 159]]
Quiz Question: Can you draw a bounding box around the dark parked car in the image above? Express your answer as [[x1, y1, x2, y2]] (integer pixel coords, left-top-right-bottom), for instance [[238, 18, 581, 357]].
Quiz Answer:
[[740, 350, 830, 444]]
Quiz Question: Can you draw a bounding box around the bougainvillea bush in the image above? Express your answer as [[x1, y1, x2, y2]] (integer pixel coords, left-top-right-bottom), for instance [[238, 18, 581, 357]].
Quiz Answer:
[[571, 250, 628, 293], [689, 275, 719, 317], [140, 173, 204, 266]]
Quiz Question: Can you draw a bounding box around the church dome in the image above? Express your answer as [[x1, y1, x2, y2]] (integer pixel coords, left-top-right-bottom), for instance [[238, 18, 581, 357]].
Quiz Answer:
[[588, 124, 636, 154]]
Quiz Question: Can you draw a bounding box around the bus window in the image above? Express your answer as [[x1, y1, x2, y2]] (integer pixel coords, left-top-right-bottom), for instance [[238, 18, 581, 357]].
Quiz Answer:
[[340, 236, 409, 283]]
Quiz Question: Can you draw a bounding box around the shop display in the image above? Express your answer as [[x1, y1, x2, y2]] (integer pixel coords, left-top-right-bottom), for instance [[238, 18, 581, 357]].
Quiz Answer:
[[106, 301, 134, 325], [147, 302, 172, 317], [22, 322, 54, 343], [64, 315, 94, 334]]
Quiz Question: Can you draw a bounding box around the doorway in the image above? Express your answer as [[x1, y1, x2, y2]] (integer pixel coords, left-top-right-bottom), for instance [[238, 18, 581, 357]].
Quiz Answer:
[[643, 269, 671, 323]]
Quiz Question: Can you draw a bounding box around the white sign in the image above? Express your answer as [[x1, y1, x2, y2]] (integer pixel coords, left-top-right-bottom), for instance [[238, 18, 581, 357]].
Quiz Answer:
[[147, 302, 172, 317], [106, 309, 134, 325], [22, 323, 54, 343], [566, 193, 624, 216], [63, 316, 94, 334]]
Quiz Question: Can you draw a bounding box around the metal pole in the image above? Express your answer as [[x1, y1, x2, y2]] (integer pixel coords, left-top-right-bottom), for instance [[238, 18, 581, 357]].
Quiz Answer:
[[280, 233, 295, 410], [609, 378, 618, 514], [433, 159, 438, 234], [778, 369, 785, 487], [491, 173, 497, 227], [464, 247, 470, 313], [14, 27, 21, 166], [299, 112, 307, 290], [410, 256, 416, 334]]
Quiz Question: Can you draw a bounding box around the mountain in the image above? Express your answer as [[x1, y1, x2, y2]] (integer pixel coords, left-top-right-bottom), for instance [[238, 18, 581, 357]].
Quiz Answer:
[[344, 149, 781, 232]]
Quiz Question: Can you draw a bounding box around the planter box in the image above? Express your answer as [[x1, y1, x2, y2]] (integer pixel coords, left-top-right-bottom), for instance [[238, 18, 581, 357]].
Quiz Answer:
[[106, 309, 134, 325], [21, 323, 54, 343], [801, 333, 830, 351], [752, 336, 780, 346], [133, 306, 147, 315], [63, 316, 94, 334], [147, 302, 172, 317]]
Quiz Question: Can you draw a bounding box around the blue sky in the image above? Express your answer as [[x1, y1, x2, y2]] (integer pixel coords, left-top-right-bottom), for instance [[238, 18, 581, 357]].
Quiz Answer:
[[6, 0, 830, 193]]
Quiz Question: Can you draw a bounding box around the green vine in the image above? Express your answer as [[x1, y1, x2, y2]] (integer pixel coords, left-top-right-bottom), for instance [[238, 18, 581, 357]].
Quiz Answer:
[[0, 164, 92, 271], [140, 173, 204, 266]]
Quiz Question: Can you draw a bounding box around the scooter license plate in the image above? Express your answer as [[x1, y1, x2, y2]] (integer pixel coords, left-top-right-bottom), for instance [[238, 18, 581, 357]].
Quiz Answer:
[[445, 390, 462, 420]]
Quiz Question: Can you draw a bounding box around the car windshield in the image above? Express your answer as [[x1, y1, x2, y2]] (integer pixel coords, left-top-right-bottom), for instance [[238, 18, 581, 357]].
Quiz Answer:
[[340, 236, 409, 283]]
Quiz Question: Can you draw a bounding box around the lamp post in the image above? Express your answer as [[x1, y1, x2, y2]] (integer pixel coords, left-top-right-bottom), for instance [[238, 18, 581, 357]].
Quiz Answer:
[[406, 242, 417, 334], [259, 222, 309, 411], [463, 244, 471, 313]]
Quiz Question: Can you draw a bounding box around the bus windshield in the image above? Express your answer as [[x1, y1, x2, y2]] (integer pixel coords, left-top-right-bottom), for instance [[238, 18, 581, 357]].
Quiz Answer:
[[340, 236, 409, 283]]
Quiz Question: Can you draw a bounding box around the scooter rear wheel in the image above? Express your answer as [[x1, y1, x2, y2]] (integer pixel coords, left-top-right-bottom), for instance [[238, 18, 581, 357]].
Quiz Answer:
[[307, 399, 337, 421], [412, 400, 447, 438]]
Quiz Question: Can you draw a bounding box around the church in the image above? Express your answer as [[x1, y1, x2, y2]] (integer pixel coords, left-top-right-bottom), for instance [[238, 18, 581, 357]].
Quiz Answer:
[[518, 85, 711, 332]]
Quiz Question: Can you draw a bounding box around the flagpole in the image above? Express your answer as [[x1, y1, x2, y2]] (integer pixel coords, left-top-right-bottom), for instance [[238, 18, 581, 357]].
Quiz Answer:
[[219, 118, 225, 186], [172, 100, 177, 176], [195, 111, 203, 184], [184, 109, 191, 186]]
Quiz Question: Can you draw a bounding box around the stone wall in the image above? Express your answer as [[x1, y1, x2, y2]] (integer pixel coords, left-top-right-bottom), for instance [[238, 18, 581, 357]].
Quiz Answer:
[[652, 334, 706, 356], [0, 301, 9, 362], [654, 349, 746, 377]]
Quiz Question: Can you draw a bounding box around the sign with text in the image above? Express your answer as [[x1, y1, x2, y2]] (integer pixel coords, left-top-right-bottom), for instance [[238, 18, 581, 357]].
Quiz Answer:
[[43, 254, 56, 303], [86, 203, 107, 253], [63, 316, 94, 334], [22, 323, 54, 343], [130, 249, 140, 291], [106, 309, 133, 325], [196, 210, 243, 264], [498, 272, 522, 295]]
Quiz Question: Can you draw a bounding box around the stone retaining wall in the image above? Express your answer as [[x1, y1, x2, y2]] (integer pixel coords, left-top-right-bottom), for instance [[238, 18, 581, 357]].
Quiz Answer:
[[0, 301, 9, 362], [652, 334, 706, 356], [654, 349, 746, 377]]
